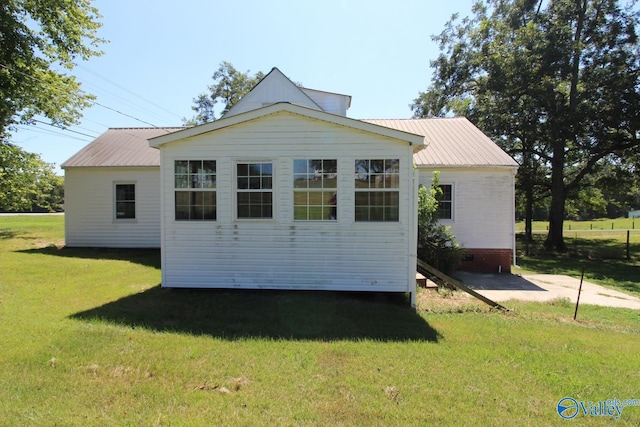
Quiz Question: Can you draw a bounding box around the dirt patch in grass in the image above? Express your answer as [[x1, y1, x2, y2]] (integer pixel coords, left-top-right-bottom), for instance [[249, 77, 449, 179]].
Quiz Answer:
[[416, 288, 492, 313]]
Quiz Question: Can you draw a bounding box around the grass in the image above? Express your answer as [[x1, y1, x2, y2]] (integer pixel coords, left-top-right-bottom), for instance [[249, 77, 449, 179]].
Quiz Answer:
[[514, 220, 640, 296], [516, 217, 640, 231], [1, 214, 640, 425]]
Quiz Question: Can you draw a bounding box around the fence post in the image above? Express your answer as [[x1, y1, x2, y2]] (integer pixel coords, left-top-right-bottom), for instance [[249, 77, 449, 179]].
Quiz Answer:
[[627, 230, 631, 261]]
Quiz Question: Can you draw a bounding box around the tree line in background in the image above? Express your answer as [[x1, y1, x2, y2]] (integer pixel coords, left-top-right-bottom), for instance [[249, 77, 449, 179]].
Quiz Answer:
[[412, 0, 640, 251]]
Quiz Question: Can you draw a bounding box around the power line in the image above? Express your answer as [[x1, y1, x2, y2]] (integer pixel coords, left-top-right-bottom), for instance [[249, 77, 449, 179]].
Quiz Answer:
[[77, 64, 183, 122], [16, 125, 92, 143], [32, 119, 99, 139], [0, 61, 164, 128]]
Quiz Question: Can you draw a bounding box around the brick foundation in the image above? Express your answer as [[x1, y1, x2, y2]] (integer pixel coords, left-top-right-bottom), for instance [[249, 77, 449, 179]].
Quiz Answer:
[[459, 248, 512, 273]]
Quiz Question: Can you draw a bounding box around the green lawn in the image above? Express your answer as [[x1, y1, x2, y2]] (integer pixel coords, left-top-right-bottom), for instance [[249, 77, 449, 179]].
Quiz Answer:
[[515, 219, 640, 296], [1, 215, 640, 425]]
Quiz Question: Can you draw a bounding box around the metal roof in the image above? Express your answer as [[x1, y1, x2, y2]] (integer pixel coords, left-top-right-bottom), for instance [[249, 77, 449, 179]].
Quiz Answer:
[[61, 127, 183, 168], [62, 117, 517, 169], [364, 117, 518, 168]]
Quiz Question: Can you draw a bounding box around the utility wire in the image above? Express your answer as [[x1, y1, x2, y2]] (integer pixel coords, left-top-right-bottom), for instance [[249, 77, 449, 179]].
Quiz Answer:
[[77, 64, 183, 121], [17, 125, 92, 143], [0, 62, 163, 128], [32, 119, 99, 139]]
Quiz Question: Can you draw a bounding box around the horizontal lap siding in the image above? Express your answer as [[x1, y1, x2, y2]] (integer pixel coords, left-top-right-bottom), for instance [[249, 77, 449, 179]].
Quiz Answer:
[[161, 112, 415, 292], [65, 168, 161, 248], [419, 167, 515, 249]]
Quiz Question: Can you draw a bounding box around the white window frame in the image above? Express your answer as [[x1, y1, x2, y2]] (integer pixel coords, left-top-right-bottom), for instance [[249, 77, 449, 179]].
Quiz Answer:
[[174, 160, 217, 221], [293, 159, 338, 222], [354, 159, 400, 222], [437, 183, 454, 221], [235, 161, 275, 220], [114, 181, 136, 222]]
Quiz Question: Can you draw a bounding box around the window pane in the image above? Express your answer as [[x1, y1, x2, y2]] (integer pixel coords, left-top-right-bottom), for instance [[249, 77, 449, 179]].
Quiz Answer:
[[355, 207, 369, 221], [189, 160, 202, 174], [294, 175, 308, 188], [370, 160, 384, 174], [385, 206, 399, 221], [202, 161, 216, 174], [237, 163, 248, 176], [238, 177, 249, 189], [260, 163, 273, 175], [237, 205, 250, 218], [115, 184, 135, 219], [294, 206, 308, 220], [175, 191, 189, 205], [175, 161, 188, 174], [203, 192, 216, 205], [249, 177, 261, 189], [116, 202, 135, 219], [175, 206, 189, 220], [175, 175, 188, 188], [354, 190, 399, 222], [116, 184, 134, 200], [175, 190, 216, 221], [294, 191, 308, 206], [293, 159, 309, 174], [203, 174, 216, 189], [294, 159, 338, 221], [203, 206, 216, 220]]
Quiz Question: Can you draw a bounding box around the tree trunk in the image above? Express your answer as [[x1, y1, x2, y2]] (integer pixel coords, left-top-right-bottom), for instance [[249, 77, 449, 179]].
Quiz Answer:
[[545, 140, 567, 251], [525, 185, 534, 243]]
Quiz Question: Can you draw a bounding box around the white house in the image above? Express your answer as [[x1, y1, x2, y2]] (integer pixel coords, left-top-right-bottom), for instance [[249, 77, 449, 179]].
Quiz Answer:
[[62, 68, 518, 303]]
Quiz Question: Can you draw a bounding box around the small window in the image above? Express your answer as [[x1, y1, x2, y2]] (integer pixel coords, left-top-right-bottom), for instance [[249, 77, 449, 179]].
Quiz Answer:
[[237, 162, 273, 219], [174, 160, 216, 220], [354, 159, 400, 221], [115, 183, 135, 220], [437, 184, 453, 220], [293, 159, 337, 221]]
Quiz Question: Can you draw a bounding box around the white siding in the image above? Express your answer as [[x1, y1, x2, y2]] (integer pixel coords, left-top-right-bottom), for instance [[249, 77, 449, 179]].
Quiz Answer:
[[418, 167, 516, 249], [160, 111, 416, 293], [224, 69, 320, 117], [64, 167, 161, 248], [301, 88, 350, 116]]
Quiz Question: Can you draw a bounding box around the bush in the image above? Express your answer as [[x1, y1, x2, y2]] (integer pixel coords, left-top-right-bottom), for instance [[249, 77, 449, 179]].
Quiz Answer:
[[417, 172, 464, 274]]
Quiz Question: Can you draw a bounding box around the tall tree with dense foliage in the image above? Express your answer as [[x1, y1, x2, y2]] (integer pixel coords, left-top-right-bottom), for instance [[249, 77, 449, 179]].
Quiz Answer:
[[412, 0, 640, 251], [0, 142, 63, 211], [186, 62, 265, 125], [1, 0, 104, 211], [0, 0, 104, 137]]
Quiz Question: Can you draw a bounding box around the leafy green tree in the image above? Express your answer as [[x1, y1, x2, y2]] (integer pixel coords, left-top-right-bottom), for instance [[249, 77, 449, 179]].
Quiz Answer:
[[417, 172, 463, 273], [186, 62, 265, 125], [0, 142, 62, 212], [1, 0, 103, 212], [0, 0, 105, 137], [412, 0, 640, 251]]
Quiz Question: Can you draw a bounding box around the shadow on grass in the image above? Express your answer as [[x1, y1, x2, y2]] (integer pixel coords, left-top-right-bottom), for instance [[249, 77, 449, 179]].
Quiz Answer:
[[70, 286, 440, 342], [17, 246, 160, 269], [0, 229, 17, 239]]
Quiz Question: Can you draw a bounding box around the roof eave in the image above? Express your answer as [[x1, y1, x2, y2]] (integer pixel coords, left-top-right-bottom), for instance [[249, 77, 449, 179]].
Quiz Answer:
[[149, 102, 425, 147]]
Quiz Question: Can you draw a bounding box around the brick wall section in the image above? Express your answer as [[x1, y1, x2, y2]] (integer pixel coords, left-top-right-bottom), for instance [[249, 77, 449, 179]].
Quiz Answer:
[[459, 248, 512, 273]]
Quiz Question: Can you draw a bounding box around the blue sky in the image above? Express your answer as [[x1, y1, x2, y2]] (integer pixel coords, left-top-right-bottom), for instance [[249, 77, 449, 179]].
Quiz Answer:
[[11, 0, 476, 173]]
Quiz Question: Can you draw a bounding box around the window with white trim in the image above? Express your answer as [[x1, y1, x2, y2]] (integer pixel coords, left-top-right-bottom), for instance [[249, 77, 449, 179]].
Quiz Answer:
[[237, 162, 273, 219], [174, 160, 216, 220], [354, 159, 400, 222], [293, 159, 337, 221], [115, 183, 135, 220], [437, 184, 453, 220]]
